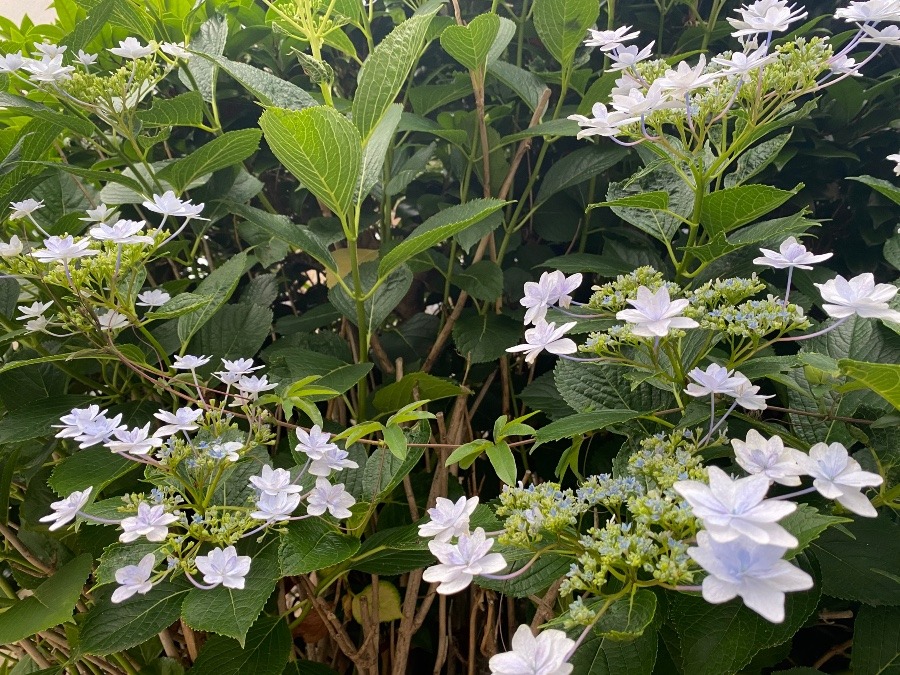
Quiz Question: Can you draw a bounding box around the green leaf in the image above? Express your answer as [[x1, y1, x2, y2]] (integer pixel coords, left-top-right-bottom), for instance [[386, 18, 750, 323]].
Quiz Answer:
[[0, 554, 91, 645], [849, 175, 900, 207], [700, 184, 800, 236], [445, 439, 493, 468], [606, 165, 694, 245], [533, 0, 600, 68], [500, 118, 580, 144], [0, 395, 92, 445], [228, 203, 336, 271], [63, 0, 116, 55], [554, 359, 673, 415], [352, 10, 437, 143], [533, 410, 642, 448], [177, 251, 250, 346], [48, 447, 136, 495], [840, 359, 900, 411], [539, 252, 633, 277], [190, 304, 273, 365], [0, 92, 96, 137], [379, 199, 507, 278], [852, 605, 900, 675], [350, 523, 434, 575], [259, 106, 361, 218], [452, 311, 523, 364], [189, 616, 291, 675], [157, 129, 261, 192], [373, 372, 463, 413], [356, 103, 402, 202], [724, 133, 792, 188], [278, 519, 360, 576], [181, 541, 278, 646], [80, 583, 190, 655], [537, 145, 628, 204], [362, 421, 428, 500], [569, 626, 658, 674], [780, 504, 850, 559], [451, 260, 504, 301], [669, 555, 821, 675], [594, 191, 670, 211], [476, 551, 570, 597], [137, 92, 206, 128], [382, 424, 408, 459], [180, 16, 228, 102], [811, 515, 900, 606], [192, 53, 316, 109], [594, 591, 657, 640], [486, 440, 517, 485], [328, 262, 412, 329], [488, 60, 550, 112], [440, 13, 501, 71], [145, 292, 212, 320]]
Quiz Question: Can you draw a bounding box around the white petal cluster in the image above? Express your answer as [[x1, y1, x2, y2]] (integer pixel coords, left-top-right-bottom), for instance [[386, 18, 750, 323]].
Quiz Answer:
[[519, 271, 583, 324], [815, 273, 900, 322], [418, 495, 508, 595], [506, 320, 578, 364], [674, 429, 884, 623], [488, 624, 575, 675], [422, 527, 507, 594], [616, 286, 698, 337], [195, 546, 251, 589]]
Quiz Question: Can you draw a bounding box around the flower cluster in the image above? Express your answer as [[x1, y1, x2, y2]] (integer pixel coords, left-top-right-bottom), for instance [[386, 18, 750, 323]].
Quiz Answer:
[[568, 1, 899, 146], [418, 496, 507, 594], [40, 358, 359, 603], [674, 432, 882, 622], [0, 192, 204, 337]]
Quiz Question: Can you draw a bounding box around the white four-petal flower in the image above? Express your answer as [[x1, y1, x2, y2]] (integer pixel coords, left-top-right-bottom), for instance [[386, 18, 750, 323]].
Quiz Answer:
[[796, 442, 883, 517], [423, 527, 507, 594], [488, 624, 575, 675], [418, 496, 479, 542]]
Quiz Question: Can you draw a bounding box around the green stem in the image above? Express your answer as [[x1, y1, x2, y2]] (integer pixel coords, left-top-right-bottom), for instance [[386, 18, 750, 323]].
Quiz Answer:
[[347, 230, 370, 419]]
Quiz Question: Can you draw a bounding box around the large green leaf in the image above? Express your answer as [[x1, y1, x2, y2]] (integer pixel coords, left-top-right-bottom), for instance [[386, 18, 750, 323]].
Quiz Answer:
[[451, 260, 504, 301], [0, 395, 92, 445], [538, 145, 628, 204], [700, 184, 800, 236], [379, 199, 507, 278], [64, 0, 116, 54], [181, 541, 278, 646], [176, 251, 250, 346], [80, 583, 190, 655], [352, 10, 437, 142], [189, 304, 273, 365], [840, 359, 900, 411], [355, 103, 402, 202], [192, 53, 316, 109], [137, 92, 206, 128], [476, 551, 570, 597], [606, 163, 694, 245], [0, 554, 91, 644], [228, 203, 336, 271], [569, 627, 658, 674], [533, 410, 642, 448], [452, 311, 523, 364], [48, 447, 136, 495], [328, 261, 413, 329], [849, 175, 900, 207], [157, 129, 261, 191], [440, 13, 501, 71], [811, 515, 900, 606], [852, 605, 900, 675], [259, 107, 361, 219], [533, 0, 600, 68], [488, 60, 549, 112], [373, 372, 462, 413], [179, 16, 228, 102], [668, 556, 820, 674], [189, 616, 291, 675], [279, 519, 360, 576], [350, 523, 434, 575]]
